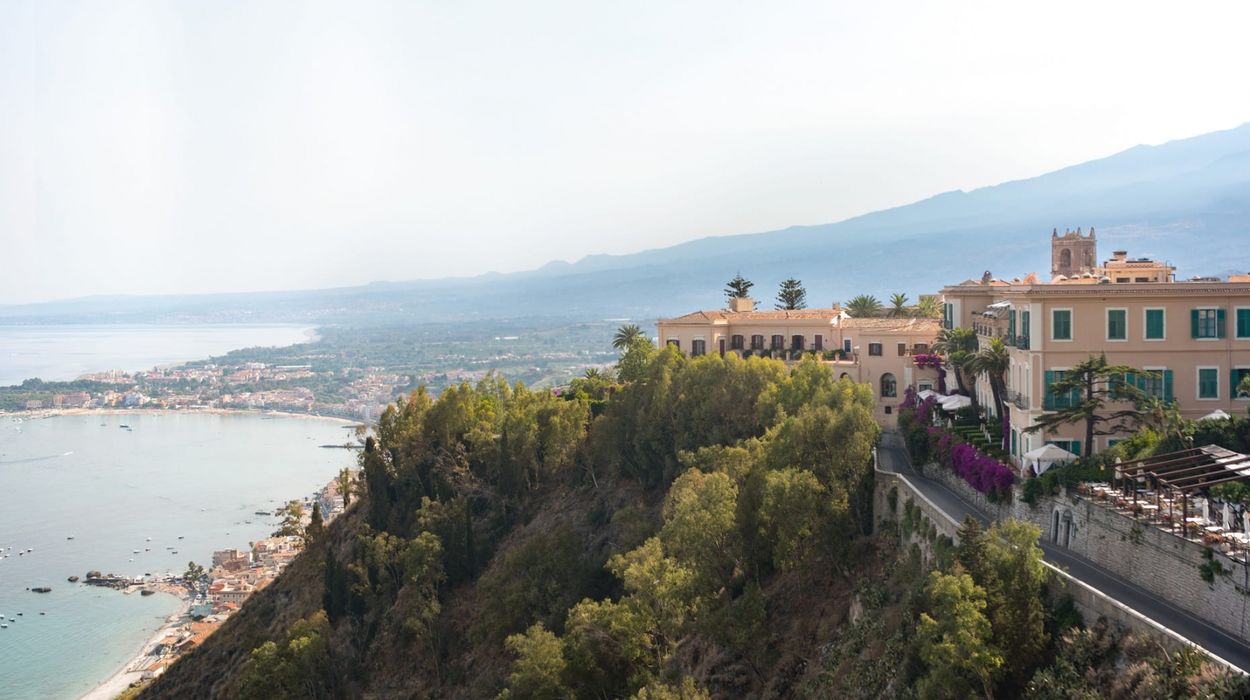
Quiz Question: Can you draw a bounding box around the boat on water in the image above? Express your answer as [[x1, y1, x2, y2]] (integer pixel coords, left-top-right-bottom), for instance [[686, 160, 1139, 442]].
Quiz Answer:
[[31, 587, 51, 593], [119, 424, 129, 429], [67, 575, 79, 582], [66, 536, 74, 540], [141, 589, 155, 596]]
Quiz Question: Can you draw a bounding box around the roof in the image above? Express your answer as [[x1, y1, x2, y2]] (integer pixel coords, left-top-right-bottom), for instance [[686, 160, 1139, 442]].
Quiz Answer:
[[663, 309, 843, 323], [1119, 445, 1250, 493], [841, 317, 941, 332]]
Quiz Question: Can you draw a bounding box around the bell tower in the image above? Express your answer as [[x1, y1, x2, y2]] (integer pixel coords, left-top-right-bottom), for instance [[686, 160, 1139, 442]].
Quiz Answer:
[[1051, 227, 1097, 278]]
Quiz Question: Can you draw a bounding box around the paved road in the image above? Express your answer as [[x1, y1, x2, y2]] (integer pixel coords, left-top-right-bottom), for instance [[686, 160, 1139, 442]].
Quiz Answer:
[[877, 432, 1250, 672]]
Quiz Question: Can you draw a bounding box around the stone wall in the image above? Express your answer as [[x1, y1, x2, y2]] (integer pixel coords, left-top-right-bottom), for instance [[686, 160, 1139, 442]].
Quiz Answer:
[[917, 460, 1250, 645], [876, 465, 1246, 673]]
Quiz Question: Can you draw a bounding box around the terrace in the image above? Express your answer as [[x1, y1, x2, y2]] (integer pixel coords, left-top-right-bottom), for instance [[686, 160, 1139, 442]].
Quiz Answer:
[[1077, 445, 1250, 562]]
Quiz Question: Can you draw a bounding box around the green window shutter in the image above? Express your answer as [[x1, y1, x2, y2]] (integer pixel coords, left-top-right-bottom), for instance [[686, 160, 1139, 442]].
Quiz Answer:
[[1043, 370, 1054, 410], [1146, 309, 1164, 339], [1199, 369, 1218, 399], [1191, 309, 1200, 338], [1217, 308, 1227, 338], [1164, 370, 1174, 402], [1022, 310, 1030, 337], [1238, 309, 1250, 338]]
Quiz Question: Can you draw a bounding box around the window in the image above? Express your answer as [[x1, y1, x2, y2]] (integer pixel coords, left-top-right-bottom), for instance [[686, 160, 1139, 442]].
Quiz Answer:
[[730, 334, 744, 350], [771, 335, 784, 350], [1198, 367, 1219, 399], [1106, 308, 1127, 341], [1130, 368, 1173, 401], [1010, 429, 1018, 457], [1192, 308, 1225, 339], [791, 335, 805, 350], [918, 381, 933, 392], [843, 338, 852, 353], [1051, 309, 1072, 341], [1043, 370, 1081, 410], [1238, 308, 1250, 339], [868, 343, 883, 356], [897, 343, 907, 356], [666, 339, 680, 349], [1234, 368, 1250, 399], [1008, 309, 1017, 340], [1144, 308, 1165, 340], [880, 372, 897, 398], [691, 339, 706, 356], [913, 343, 929, 353], [943, 303, 953, 329], [1048, 440, 1082, 457], [751, 334, 764, 350]]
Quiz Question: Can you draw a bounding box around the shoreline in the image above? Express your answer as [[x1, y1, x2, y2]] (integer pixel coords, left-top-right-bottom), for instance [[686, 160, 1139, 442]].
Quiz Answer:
[[2, 406, 364, 427], [77, 593, 191, 700]]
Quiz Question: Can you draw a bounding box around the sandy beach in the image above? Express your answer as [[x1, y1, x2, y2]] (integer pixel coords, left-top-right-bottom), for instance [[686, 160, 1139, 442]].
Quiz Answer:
[[77, 595, 191, 700]]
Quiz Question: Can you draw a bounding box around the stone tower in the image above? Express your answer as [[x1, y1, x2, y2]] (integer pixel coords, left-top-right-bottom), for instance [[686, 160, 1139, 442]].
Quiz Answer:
[[1051, 227, 1097, 278]]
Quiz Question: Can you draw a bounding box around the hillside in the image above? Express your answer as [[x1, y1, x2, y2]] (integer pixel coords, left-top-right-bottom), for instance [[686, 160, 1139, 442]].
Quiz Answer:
[[137, 347, 1248, 699], [6, 123, 1250, 327]]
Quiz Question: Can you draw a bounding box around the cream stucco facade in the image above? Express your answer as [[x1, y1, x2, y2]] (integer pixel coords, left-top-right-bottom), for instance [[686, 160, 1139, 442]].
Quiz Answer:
[[942, 236, 1250, 463], [655, 299, 941, 426]]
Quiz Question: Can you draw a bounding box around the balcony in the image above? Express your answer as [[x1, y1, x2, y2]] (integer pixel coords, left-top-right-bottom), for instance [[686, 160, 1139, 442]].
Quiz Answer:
[[1009, 390, 1029, 410], [1016, 335, 1030, 350]]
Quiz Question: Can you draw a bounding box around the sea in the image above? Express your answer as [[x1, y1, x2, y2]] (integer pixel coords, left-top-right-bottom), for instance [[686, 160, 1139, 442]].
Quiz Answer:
[[0, 412, 356, 700], [0, 324, 315, 388]]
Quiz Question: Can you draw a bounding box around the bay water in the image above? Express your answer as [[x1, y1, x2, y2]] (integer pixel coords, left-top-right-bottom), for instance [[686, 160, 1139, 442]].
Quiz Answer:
[[0, 324, 315, 387], [0, 412, 356, 700]]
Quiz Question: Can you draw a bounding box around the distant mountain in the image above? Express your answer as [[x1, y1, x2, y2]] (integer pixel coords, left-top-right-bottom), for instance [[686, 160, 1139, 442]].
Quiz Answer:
[[4, 123, 1249, 327]]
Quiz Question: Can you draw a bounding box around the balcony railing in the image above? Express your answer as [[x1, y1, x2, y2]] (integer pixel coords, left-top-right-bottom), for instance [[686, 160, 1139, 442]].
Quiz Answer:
[[1017, 335, 1030, 350]]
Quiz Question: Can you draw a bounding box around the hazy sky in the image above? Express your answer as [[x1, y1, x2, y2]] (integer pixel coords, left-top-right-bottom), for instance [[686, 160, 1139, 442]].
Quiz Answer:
[[3, 1, 1250, 304]]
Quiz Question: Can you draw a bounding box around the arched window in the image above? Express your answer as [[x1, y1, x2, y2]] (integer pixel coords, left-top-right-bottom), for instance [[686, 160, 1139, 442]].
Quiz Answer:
[[1059, 248, 1072, 269], [880, 372, 897, 398], [839, 372, 851, 380]]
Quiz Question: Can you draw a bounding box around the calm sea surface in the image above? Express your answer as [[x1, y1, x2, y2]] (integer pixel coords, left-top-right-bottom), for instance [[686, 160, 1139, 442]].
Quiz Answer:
[[0, 412, 355, 700], [0, 324, 315, 387]]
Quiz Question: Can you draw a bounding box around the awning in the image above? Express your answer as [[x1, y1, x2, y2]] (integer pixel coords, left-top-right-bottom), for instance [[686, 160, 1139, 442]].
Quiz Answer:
[[1022, 443, 1078, 475], [938, 394, 972, 410]]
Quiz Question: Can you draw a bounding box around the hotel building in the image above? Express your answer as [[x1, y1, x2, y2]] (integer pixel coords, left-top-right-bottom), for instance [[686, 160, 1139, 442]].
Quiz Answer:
[[655, 297, 942, 426], [941, 228, 1250, 462]]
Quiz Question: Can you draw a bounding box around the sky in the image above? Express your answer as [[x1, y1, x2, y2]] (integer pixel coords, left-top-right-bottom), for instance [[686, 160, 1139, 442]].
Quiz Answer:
[[3, 1, 1250, 305]]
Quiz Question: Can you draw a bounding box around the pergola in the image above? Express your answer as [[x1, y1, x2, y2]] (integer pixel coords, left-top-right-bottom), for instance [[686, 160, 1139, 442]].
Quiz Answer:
[[1116, 445, 1250, 537]]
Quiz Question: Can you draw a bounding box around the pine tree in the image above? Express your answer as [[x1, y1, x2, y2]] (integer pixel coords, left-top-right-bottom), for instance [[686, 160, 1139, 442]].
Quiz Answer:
[[775, 278, 807, 310], [724, 273, 754, 303]]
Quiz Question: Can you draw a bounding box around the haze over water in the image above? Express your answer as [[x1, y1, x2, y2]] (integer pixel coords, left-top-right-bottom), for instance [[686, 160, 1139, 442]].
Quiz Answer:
[[0, 412, 354, 700], [0, 324, 315, 387]]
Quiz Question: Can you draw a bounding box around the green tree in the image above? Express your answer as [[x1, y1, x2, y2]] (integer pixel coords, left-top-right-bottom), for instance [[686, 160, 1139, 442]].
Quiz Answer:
[[238, 611, 333, 699], [916, 570, 1003, 700], [184, 561, 206, 592], [562, 597, 656, 699], [724, 273, 754, 302], [499, 623, 573, 700], [403, 531, 447, 680], [932, 327, 980, 410], [273, 500, 308, 543], [845, 294, 883, 318], [968, 337, 1011, 421], [756, 468, 826, 571], [613, 324, 647, 351], [306, 502, 325, 544], [631, 678, 711, 700], [1240, 373, 1250, 401], [615, 336, 659, 384], [889, 292, 910, 317], [659, 469, 740, 590], [1026, 353, 1146, 457], [984, 520, 1048, 689], [775, 278, 807, 310], [336, 467, 353, 507]]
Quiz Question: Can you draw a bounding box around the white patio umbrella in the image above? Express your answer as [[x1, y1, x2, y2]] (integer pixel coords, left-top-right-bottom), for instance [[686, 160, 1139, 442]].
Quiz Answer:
[[1201, 409, 1232, 421], [938, 394, 972, 411], [917, 389, 939, 401], [1022, 443, 1078, 476]]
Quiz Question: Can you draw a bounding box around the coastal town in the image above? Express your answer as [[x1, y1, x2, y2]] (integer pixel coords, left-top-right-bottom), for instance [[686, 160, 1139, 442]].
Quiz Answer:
[[78, 471, 355, 697]]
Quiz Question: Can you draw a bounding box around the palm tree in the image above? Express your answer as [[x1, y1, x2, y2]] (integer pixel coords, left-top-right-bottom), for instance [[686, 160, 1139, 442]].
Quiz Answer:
[[914, 296, 942, 319], [612, 324, 646, 351], [845, 294, 883, 318], [932, 327, 980, 410], [888, 293, 910, 317], [968, 337, 1010, 420]]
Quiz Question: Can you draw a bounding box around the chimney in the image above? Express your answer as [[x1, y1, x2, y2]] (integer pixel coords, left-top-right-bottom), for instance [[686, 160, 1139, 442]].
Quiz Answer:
[[1112, 250, 1127, 262], [729, 297, 755, 313]]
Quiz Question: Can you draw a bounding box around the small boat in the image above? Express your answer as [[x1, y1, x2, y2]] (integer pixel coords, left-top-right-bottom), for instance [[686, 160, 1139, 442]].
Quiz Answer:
[[133, 549, 140, 554], [66, 536, 74, 541], [67, 576, 79, 583], [146, 537, 152, 542], [31, 587, 51, 593], [140, 589, 155, 597], [1, 624, 7, 629], [171, 550, 178, 555], [177, 536, 184, 540], [39, 612, 45, 615], [119, 424, 129, 429]]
